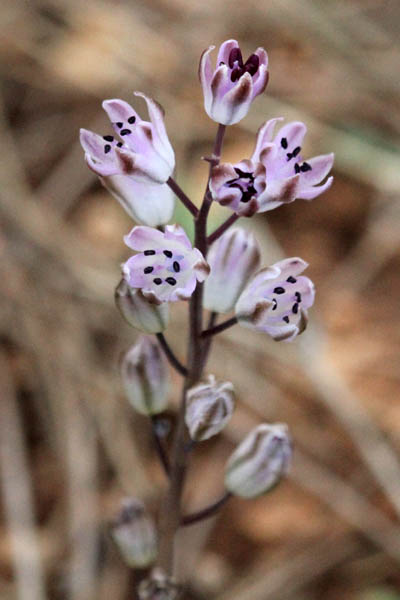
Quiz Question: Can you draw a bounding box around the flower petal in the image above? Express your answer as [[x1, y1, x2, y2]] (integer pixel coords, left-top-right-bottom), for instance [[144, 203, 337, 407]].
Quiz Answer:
[[273, 121, 307, 150], [79, 128, 119, 176], [256, 174, 300, 212], [102, 175, 174, 226], [215, 72, 253, 125], [216, 39, 239, 66], [134, 92, 175, 169], [251, 118, 283, 162], [124, 226, 165, 251], [298, 153, 334, 187], [199, 45, 215, 112], [297, 176, 333, 200]]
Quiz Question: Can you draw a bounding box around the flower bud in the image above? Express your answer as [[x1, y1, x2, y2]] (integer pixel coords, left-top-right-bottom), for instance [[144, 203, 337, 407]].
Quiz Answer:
[[121, 336, 168, 415], [138, 568, 181, 600], [204, 228, 261, 313], [224, 423, 292, 498], [110, 498, 157, 568], [185, 375, 234, 441], [115, 278, 169, 333]]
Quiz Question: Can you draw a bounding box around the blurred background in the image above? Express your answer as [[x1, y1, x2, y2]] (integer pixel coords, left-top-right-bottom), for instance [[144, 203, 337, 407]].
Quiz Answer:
[[1, 0, 400, 598]]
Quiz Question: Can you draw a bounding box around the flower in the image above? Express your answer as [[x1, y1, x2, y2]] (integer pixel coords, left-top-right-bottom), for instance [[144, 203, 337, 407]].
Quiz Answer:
[[123, 225, 210, 304], [204, 228, 261, 312], [80, 92, 175, 185], [111, 498, 158, 568], [209, 159, 266, 217], [120, 336, 169, 416], [199, 39, 269, 125], [224, 423, 292, 498], [101, 177, 175, 227], [210, 118, 334, 215], [115, 279, 169, 333], [185, 375, 235, 441], [235, 258, 315, 342]]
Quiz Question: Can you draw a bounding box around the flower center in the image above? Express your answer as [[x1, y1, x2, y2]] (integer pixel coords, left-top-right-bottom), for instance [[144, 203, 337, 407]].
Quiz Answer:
[[280, 137, 313, 175], [226, 167, 257, 203], [142, 248, 185, 288], [227, 48, 260, 83], [270, 275, 303, 325]]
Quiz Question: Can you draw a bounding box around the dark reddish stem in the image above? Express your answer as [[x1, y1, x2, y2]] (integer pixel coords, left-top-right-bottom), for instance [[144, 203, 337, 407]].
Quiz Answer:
[[207, 213, 240, 245], [167, 177, 199, 217], [156, 333, 188, 377], [182, 492, 232, 526], [201, 316, 238, 338]]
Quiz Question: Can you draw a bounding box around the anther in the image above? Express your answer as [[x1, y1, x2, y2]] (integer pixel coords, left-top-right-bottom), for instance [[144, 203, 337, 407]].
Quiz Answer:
[[166, 277, 176, 286], [153, 278, 162, 285], [173, 261, 180, 272], [104, 144, 111, 154], [292, 146, 301, 157], [281, 137, 288, 149], [300, 162, 312, 172], [283, 316, 290, 323], [287, 276, 297, 283], [144, 250, 156, 256], [274, 287, 285, 294], [292, 303, 299, 314], [116, 122, 123, 128], [272, 299, 278, 311], [295, 292, 302, 302], [116, 142, 123, 147], [163, 250, 173, 258], [128, 116, 136, 124], [120, 129, 131, 136], [144, 266, 153, 274], [294, 163, 301, 174], [103, 135, 114, 142]]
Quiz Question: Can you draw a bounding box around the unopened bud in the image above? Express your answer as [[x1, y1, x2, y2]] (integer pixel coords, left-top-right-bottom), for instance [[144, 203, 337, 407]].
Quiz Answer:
[[185, 375, 235, 441], [115, 278, 169, 333], [204, 228, 261, 314], [138, 568, 181, 600], [111, 498, 157, 568], [121, 336, 168, 415], [224, 423, 292, 498]]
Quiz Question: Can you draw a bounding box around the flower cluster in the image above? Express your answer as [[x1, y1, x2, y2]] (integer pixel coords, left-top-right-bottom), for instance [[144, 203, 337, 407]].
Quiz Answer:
[[80, 38, 333, 579]]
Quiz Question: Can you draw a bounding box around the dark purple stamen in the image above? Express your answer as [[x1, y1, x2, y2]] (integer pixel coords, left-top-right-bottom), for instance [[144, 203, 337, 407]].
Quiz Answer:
[[287, 153, 293, 161], [153, 278, 162, 285], [144, 266, 153, 274], [163, 250, 173, 258], [104, 144, 111, 154], [144, 250, 156, 256], [234, 167, 254, 180], [228, 47, 259, 82], [173, 261, 180, 272], [283, 316, 290, 323], [295, 291, 302, 302], [292, 303, 299, 314], [292, 146, 301, 157], [103, 135, 114, 142], [281, 137, 288, 149], [116, 122, 123, 128], [128, 116, 136, 124], [294, 163, 301, 174], [300, 162, 312, 172], [287, 276, 297, 283], [116, 142, 123, 147], [120, 129, 131, 136], [274, 286, 285, 294], [166, 277, 176, 286], [272, 299, 278, 311]]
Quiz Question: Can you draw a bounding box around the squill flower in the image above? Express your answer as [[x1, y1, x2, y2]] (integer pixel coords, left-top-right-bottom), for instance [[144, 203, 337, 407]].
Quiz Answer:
[[101, 177, 174, 228], [123, 225, 210, 304], [235, 258, 315, 342], [80, 92, 175, 186], [185, 375, 235, 441], [204, 228, 261, 313], [115, 279, 169, 333], [225, 423, 292, 498], [210, 118, 333, 215], [199, 39, 269, 125], [121, 336, 169, 416], [111, 498, 158, 568]]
